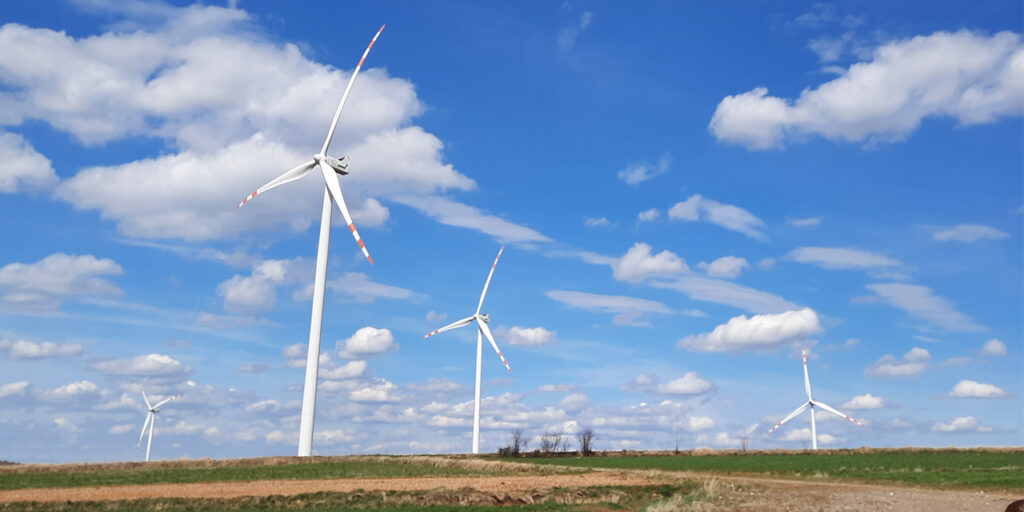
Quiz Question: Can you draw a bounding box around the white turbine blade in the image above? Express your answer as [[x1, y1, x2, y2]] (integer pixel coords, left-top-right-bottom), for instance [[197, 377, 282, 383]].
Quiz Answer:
[[153, 393, 181, 409], [811, 400, 864, 426], [475, 246, 505, 315], [238, 160, 317, 209], [802, 348, 812, 401], [476, 317, 512, 373], [319, 24, 386, 155], [138, 413, 152, 447], [319, 164, 373, 265], [767, 402, 809, 435], [140, 389, 151, 409], [424, 315, 475, 338]]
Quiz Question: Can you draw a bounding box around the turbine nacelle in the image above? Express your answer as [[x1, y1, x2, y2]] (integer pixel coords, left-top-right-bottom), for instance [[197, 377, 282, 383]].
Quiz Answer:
[[315, 154, 350, 175], [478, 313, 490, 323]]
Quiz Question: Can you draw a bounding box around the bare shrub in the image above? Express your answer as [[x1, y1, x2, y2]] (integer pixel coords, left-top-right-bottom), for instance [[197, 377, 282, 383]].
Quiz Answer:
[[576, 428, 596, 456], [498, 429, 528, 457], [540, 432, 564, 454]]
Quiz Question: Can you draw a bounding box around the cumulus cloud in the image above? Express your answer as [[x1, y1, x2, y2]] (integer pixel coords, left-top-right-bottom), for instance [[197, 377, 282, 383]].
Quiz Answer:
[[709, 30, 1024, 149], [682, 416, 716, 432], [320, 360, 367, 380], [864, 347, 930, 377], [0, 253, 123, 312], [981, 338, 1007, 356], [781, 428, 838, 444], [949, 380, 1007, 398], [655, 372, 714, 395], [495, 325, 556, 347], [41, 380, 99, 401], [349, 378, 398, 402], [698, 256, 749, 278], [336, 326, 396, 359], [787, 247, 901, 270], [636, 208, 660, 223], [841, 393, 884, 410], [546, 289, 672, 326], [668, 194, 767, 240], [612, 243, 688, 283], [933, 223, 1009, 242], [932, 416, 984, 432], [0, 339, 85, 359], [0, 131, 57, 193], [866, 283, 984, 332], [678, 308, 822, 353], [537, 384, 578, 393], [584, 216, 611, 227], [618, 154, 671, 186], [218, 258, 308, 313], [0, 381, 29, 398], [559, 393, 590, 411], [93, 353, 192, 377]]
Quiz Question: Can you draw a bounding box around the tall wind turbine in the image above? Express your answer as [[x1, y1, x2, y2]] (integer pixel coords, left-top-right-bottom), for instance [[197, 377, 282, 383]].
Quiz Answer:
[[767, 349, 863, 449], [237, 25, 384, 457], [425, 247, 513, 454], [138, 388, 180, 462]]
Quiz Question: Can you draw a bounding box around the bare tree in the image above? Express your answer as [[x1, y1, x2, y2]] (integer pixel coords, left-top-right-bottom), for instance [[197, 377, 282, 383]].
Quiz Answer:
[[499, 429, 527, 457], [576, 427, 596, 456], [540, 432, 564, 454]]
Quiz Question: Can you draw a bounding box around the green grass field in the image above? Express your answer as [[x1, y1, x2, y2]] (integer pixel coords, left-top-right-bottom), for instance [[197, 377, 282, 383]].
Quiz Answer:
[[0, 459, 513, 491], [518, 450, 1024, 489]]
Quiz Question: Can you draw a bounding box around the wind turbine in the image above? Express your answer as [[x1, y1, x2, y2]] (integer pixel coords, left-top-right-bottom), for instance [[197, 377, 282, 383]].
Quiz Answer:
[[138, 388, 180, 462], [425, 247, 513, 454], [767, 348, 863, 449], [237, 25, 384, 457]]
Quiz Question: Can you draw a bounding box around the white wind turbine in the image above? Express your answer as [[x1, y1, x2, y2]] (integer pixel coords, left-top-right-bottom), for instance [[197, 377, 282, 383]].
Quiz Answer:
[[237, 25, 384, 457], [425, 247, 513, 454], [138, 388, 180, 462], [767, 348, 863, 449]]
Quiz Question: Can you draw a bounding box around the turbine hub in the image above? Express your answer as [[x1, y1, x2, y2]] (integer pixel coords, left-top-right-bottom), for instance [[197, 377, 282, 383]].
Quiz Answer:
[[480, 313, 490, 323]]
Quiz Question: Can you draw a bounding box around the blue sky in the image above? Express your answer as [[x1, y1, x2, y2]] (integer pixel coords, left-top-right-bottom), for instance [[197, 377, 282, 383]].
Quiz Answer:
[[0, 0, 1020, 463]]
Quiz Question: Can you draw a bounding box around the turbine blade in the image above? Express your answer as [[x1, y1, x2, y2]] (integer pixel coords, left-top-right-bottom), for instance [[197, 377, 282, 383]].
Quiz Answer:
[[767, 402, 809, 435], [424, 315, 475, 338], [319, 24, 386, 155], [319, 164, 373, 264], [476, 317, 512, 373], [237, 160, 316, 209], [138, 413, 152, 447], [153, 394, 181, 409], [475, 246, 505, 315], [811, 400, 864, 426], [803, 348, 812, 401], [140, 389, 151, 409]]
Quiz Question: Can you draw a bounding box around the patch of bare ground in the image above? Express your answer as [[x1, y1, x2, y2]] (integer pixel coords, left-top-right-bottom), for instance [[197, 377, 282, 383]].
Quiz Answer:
[[0, 472, 651, 504]]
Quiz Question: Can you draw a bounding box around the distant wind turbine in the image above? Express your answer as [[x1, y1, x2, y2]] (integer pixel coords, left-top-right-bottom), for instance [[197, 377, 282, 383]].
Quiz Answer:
[[767, 349, 863, 449], [138, 388, 180, 462], [237, 25, 384, 457], [425, 247, 513, 454]]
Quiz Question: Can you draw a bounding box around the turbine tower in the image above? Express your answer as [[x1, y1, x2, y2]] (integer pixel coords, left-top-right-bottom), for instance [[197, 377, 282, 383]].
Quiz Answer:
[[767, 349, 863, 449], [237, 25, 384, 457], [138, 388, 180, 462], [425, 247, 513, 454]]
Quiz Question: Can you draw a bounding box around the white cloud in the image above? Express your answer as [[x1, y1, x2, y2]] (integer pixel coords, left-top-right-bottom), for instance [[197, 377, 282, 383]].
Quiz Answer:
[[495, 325, 556, 347], [93, 353, 191, 377], [236, 362, 268, 374], [393, 194, 549, 245], [0, 381, 28, 398], [349, 378, 398, 402], [546, 289, 672, 326], [698, 256, 749, 278], [612, 243, 688, 283], [618, 154, 671, 186], [0, 131, 57, 193], [710, 30, 1024, 149], [559, 393, 590, 411], [933, 223, 1009, 242], [655, 372, 713, 395], [636, 208, 660, 223], [108, 424, 134, 434], [218, 258, 308, 313], [949, 380, 1007, 398], [0, 339, 85, 359], [932, 416, 983, 432], [407, 378, 462, 393], [842, 393, 884, 410], [95, 393, 140, 411], [425, 310, 447, 323], [781, 428, 838, 444], [683, 416, 716, 432], [0, 253, 123, 312], [866, 283, 984, 332], [320, 360, 367, 380], [865, 347, 930, 377], [668, 194, 767, 240], [41, 380, 99, 401], [53, 417, 77, 432], [787, 247, 901, 270], [981, 338, 1007, 356], [678, 308, 822, 353], [336, 326, 396, 359], [326, 272, 417, 303], [788, 217, 821, 227], [621, 374, 655, 392], [651, 276, 799, 314], [537, 384, 578, 393], [584, 216, 611, 227]]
